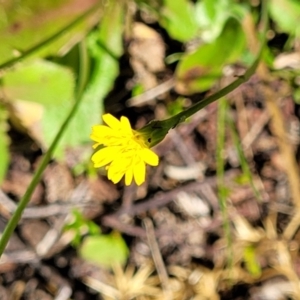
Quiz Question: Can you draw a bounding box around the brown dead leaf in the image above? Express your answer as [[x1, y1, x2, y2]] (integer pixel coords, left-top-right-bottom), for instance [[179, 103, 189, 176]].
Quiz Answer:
[[129, 22, 165, 90], [274, 52, 300, 69], [43, 162, 74, 203], [87, 177, 119, 203], [1, 169, 43, 205], [8, 100, 44, 142], [74, 177, 120, 220], [20, 220, 50, 248]]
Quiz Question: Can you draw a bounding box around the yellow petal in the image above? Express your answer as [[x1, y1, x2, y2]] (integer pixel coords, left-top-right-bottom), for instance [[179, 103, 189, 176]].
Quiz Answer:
[[140, 148, 159, 166], [103, 114, 121, 130], [120, 116, 133, 135], [133, 159, 146, 185], [91, 146, 121, 167], [107, 165, 125, 184], [125, 167, 134, 186], [91, 124, 115, 136], [90, 114, 160, 186], [90, 125, 116, 144]]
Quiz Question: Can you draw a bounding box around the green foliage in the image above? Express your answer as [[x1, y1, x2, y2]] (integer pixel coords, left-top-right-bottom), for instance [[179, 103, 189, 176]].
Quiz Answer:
[[159, 0, 247, 43], [0, 0, 101, 65], [195, 0, 247, 42], [293, 88, 300, 104], [234, 173, 251, 185], [132, 83, 145, 97], [228, 116, 263, 202], [243, 245, 262, 277], [167, 97, 186, 116], [0, 104, 9, 184], [2, 59, 74, 106], [49, 0, 124, 158], [216, 98, 232, 253], [79, 232, 129, 269], [175, 18, 245, 94], [269, 0, 300, 35], [160, 0, 199, 42], [65, 209, 101, 247], [0, 0, 124, 159], [65, 210, 129, 269]]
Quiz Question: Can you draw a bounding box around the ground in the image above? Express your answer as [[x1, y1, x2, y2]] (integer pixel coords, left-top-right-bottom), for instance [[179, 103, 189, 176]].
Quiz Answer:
[[1, 1, 300, 299]]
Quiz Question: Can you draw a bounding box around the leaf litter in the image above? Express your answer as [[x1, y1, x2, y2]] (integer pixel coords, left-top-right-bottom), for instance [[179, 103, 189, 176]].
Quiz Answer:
[[1, 1, 300, 299]]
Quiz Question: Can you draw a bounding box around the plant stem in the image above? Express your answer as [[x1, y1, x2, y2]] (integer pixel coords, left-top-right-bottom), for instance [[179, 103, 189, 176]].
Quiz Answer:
[[227, 115, 263, 202], [146, 0, 269, 147], [216, 98, 232, 264], [0, 41, 89, 257]]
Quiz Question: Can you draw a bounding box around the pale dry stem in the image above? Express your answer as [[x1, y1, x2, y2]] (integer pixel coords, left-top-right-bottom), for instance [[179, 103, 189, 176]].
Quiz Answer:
[[243, 12, 300, 236]]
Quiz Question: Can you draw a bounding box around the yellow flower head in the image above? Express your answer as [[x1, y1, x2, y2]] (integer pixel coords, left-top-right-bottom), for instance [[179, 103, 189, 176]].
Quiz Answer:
[[90, 114, 159, 186]]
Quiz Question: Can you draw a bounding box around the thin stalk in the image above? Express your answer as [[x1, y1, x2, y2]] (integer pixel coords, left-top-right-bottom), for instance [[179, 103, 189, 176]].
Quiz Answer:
[[0, 41, 90, 257], [216, 98, 232, 266], [227, 115, 263, 202], [174, 0, 269, 123], [144, 0, 269, 147]]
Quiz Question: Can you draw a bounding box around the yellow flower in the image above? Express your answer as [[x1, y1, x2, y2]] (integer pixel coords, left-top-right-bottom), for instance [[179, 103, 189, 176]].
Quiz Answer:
[[90, 114, 159, 186]]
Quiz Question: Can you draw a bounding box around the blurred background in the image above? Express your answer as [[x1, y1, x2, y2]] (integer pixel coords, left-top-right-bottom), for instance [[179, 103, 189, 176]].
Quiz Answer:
[[1, 0, 300, 299]]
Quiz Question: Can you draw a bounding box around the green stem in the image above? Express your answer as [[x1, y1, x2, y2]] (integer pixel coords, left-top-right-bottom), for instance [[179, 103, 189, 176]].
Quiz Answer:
[[216, 98, 232, 264], [143, 0, 269, 147], [227, 115, 263, 202], [0, 2, 102, 71], [173, 0, 268, 124], [0, 41, 89, 257]]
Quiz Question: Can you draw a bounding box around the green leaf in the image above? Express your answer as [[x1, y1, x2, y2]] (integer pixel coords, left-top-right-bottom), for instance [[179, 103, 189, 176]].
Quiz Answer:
[[0, 104, 10, 183], [243, 245, 261, 277], [160, 0, 199, 42], [175, 18, 245, 94], [79, 232, 129, 269], [0, 0, 101, 65], [48, 0, 124, 158], [195, 0, 229, 42], [1, 59, 76, 156], [2, 0, 124, 159], [2, 59, 74, 106], [269, 0, 300, 35], [65, 209, 101, 247], [195, 0, 247, 42], [293, 88, 300, 104], [167, 97, 186, 116], [54, 0, 124, 157]]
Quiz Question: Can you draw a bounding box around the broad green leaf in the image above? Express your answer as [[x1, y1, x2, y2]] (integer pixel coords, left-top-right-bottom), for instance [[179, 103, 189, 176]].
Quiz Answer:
[[175, 18, 245, 94], [1, 59, 75, 153], [0, 0, 102, 65], [269, 0, 300, 35], [2, 0, 124, 159], [0, 105, 10, 183], [195, 0, 247, 42], [2, 59, 74, 106], [97, 0, 123, 58], [79, 233, 129, 269], [44, 0, 124, 158], [160, 0, 199, 42]]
